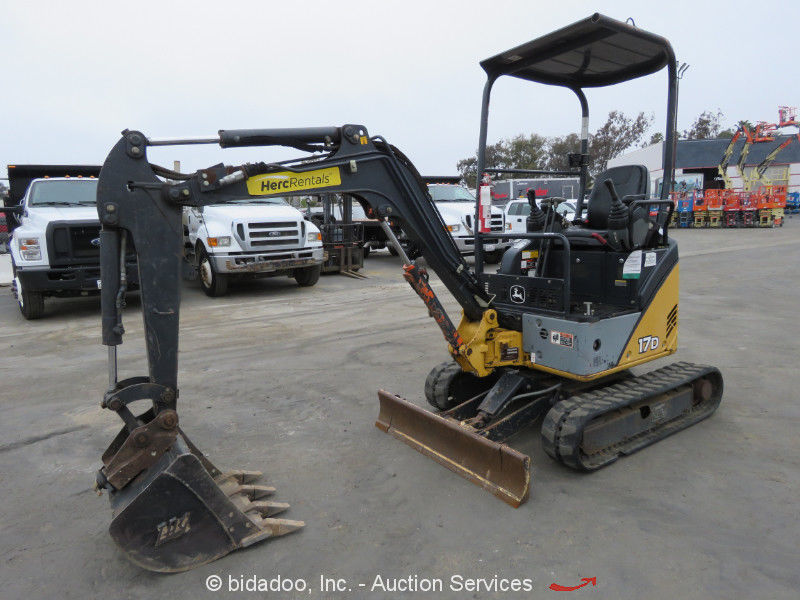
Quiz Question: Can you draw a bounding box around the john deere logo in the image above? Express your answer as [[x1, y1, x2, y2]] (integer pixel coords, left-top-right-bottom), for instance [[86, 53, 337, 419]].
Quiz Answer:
[[510, 285, 525, 304]]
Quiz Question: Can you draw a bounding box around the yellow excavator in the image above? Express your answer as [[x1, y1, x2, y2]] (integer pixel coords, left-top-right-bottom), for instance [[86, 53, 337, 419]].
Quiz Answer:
[[93, 13, 722, 572]]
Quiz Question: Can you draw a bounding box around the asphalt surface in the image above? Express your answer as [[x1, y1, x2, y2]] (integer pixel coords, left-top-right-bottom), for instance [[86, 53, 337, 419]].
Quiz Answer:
[[0, 222, 799, 600]]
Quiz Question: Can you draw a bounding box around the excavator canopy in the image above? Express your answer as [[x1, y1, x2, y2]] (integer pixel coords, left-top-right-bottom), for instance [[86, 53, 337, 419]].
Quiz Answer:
[[479, 13, 675, 88]]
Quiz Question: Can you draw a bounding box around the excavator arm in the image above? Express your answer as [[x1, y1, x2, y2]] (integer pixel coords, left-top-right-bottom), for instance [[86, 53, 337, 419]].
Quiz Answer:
[[94, 126, 495, 571]]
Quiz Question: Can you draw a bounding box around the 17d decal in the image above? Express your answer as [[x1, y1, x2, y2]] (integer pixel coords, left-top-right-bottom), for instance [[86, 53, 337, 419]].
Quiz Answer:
[[637, 335, 660, 353]]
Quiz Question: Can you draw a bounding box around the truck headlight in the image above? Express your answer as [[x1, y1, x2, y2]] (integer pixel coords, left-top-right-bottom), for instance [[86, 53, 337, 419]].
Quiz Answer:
[[307, 232, 322, 242], [20, 237, 41, 261], [207, 236, 231, 247], [446, 224, 461, 232]]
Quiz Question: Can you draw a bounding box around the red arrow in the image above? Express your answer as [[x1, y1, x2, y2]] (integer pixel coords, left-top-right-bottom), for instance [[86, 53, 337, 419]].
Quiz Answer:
[[549, 577, 597, 592]]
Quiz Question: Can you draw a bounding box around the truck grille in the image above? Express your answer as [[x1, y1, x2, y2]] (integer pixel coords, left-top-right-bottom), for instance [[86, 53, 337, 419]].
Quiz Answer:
[[464, 213, 504, 232], [47, 221, 135, 267], [48, 221, 101, 266], [242, 220, 302, 250]]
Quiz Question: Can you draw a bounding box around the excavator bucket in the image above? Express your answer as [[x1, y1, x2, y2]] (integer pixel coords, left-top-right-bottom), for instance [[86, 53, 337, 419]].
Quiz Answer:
[[375, 390, 531, 507], [102, 429, 303, 573]]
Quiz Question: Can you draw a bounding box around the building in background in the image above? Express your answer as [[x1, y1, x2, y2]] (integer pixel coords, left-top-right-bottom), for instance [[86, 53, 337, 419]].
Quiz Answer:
[[608, 136, 800, 196]]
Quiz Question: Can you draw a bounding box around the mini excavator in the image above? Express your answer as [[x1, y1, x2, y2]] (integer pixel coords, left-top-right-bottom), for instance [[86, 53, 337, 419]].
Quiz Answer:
[[94, 14, 722, 572]]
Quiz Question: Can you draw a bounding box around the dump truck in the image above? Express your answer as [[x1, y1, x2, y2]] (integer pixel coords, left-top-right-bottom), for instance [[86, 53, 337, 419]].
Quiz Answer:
[[92, 13, 722, 573], [0, 165, 137, 318]]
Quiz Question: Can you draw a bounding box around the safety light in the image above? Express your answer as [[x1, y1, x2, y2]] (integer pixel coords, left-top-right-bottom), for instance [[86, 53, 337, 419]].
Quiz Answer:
[[307, 232, 322, 242], [207, 236, 231, 247], [446, 224, 461, 232], [20, 237, 41, 261]]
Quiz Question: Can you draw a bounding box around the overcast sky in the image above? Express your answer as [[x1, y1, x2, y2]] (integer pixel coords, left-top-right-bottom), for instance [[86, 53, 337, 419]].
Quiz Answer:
[[2, 0, 797, 179]]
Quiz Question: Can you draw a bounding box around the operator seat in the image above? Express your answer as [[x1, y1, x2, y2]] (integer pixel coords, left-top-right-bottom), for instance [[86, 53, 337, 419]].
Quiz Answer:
[[566, 164, 650, 248]]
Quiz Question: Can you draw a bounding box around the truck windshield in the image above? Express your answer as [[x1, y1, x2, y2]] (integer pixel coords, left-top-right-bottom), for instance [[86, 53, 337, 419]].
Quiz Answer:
[[428, 184, 475, 202], [28, 179, 98, 206]]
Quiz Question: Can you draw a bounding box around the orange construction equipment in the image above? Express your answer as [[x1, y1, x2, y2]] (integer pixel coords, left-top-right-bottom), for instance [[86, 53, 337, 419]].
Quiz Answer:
[[740, 191, 758, 227], [722, 190, 741, 227], [705, 190, 724, 227], [693, 191, 708, 227]]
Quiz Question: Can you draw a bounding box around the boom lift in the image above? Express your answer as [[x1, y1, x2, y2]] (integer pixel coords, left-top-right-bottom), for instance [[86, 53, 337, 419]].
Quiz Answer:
[[93, 14, 723, 573], [719, 108, 800, 191]]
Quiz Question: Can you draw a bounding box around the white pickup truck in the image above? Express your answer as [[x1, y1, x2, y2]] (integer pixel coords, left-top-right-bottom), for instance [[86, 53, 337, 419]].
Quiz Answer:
[[1, 165, 138, 319], [504, 197, 578, 235], [184, 196, 324, 296], [426, 183, 510, 263]]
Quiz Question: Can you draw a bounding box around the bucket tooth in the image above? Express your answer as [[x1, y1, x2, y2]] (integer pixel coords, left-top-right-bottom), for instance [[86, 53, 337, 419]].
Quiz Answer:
[[248, 500, 291, 517], [217, 480, 277, 499], [217, 470, 263, 484], [259, 518, 305, 537], [238, 484, 277, 499]]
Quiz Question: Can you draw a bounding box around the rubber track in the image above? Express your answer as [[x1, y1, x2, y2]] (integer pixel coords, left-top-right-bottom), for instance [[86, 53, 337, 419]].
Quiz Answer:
[[541, 361, 723, 471], [424, 361, 461, 410]]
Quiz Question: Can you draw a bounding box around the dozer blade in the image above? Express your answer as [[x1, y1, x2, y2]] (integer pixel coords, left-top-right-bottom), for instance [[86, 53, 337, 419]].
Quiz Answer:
[[375, 390, 530, 507], [106, 432, 303, 573]]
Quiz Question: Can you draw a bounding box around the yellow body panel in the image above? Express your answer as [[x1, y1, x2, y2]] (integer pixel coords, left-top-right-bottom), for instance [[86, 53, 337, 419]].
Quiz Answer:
[[452, 265, 680, 382]]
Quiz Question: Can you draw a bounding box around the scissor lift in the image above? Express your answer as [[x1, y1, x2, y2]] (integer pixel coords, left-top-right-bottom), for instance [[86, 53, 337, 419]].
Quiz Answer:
[[693, 192, 708, 227], [722, 190, 741, 228], [705, 190, 724, 227]]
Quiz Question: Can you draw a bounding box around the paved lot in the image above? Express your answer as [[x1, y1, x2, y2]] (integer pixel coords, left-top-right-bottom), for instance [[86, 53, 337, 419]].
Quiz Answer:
[[1, 222, 799, 599]]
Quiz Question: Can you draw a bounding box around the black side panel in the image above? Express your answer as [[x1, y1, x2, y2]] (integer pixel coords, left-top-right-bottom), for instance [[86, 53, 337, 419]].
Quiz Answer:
[[488, 238, 678, 320]]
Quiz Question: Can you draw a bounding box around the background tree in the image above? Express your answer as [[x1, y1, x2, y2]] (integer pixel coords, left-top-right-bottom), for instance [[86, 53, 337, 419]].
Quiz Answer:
[[458, 110, 652, 185], [643, 131, 664, 146], [682, 109, 725, 139], [588, 110, 652, 173], [543, 133, 580, 172], [457, 135, 548, 187]]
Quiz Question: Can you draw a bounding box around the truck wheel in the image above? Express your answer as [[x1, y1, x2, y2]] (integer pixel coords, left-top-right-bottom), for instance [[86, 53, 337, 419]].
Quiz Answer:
[[294, 264, 321, 287], [388, 245, 399, 256], [198, 247, 228, 296], [15, 276, 45, 320], [362, 245, 370, 259]]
